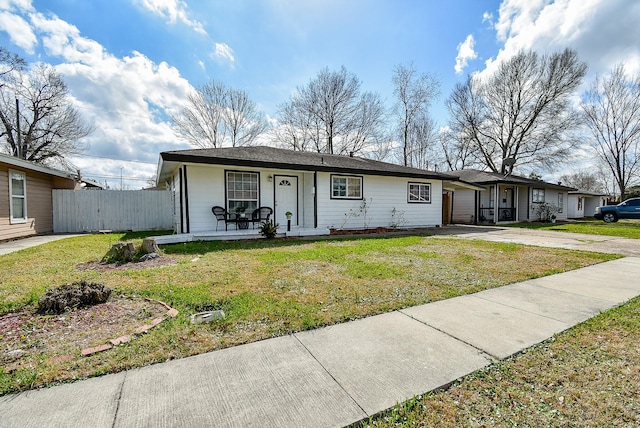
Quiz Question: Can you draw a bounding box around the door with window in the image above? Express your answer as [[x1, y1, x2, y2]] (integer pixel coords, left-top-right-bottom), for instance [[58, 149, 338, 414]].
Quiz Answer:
[[274, 175, 298, 226]]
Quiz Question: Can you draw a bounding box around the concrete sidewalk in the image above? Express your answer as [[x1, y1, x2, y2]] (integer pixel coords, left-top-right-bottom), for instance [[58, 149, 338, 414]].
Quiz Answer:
[[2, 256, 639, 428], [0, 234, 83, 256]]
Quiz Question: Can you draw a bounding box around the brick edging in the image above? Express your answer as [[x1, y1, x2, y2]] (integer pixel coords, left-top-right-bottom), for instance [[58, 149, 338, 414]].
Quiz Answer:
[[4, 300, 179, 373]]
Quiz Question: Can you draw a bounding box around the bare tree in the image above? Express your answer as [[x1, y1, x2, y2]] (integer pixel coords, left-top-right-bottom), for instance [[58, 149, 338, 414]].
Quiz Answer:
[[275, 66, 387, 155], [447, 48, 587, 175], [274, 98, 322, 152], [400, 114, 438, 170], [172, 80, 268, 148], [0, 47, 25, 84], [0, 60, 92, 165], [223, 87, 268, 146], [392, 63, 440, 166], [559, 169, 606, 193], [581, 64, 640, 200], [439, 129, 475, 171]]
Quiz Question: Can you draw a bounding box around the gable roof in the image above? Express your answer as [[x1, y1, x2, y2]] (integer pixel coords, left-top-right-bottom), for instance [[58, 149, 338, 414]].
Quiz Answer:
[[0, 153, 75, 181], [158, 146, 465, 183], [442, 169, 576, 191]]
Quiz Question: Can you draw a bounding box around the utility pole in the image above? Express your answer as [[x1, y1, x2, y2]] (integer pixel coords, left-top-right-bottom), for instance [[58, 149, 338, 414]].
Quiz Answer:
[[15, 98, 22, 159]]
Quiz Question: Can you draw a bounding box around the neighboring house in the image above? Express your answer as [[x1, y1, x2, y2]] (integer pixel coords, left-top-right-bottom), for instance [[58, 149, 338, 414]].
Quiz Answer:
[[1, 153, 79, 241], [442, 169, 576, 224], [568, 190, 608, 218], [156, 146, 478, 235]]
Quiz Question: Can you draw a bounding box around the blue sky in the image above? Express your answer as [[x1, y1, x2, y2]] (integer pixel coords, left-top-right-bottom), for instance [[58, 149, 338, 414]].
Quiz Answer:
[[1, 0, 639, 188]]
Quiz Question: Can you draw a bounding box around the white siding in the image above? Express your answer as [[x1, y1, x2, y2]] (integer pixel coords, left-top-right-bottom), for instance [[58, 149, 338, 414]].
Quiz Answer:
[[181, 164, 303, 233], [568, 194, 584, 218], [584, 196, 605, 217], [302, 172, 314, 228], [315, 173, 442, 229], [517, 186, 529, 221], [173, 164, 444, 233], [451, 190, 476, 224]]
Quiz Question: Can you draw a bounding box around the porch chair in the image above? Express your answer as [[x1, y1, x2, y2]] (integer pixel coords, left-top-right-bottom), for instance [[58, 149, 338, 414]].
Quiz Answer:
[[251, 207, 273, 228], [212, 206, 230, 231]]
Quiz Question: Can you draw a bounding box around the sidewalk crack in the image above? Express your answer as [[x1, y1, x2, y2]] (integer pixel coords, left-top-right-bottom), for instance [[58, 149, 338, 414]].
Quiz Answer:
[[111, 371, 127, 428], [292, 333, 369, 417]]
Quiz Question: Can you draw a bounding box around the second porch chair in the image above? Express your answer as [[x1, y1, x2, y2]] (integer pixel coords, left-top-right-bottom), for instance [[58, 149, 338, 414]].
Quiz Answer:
[[251, 207, 273, 228]]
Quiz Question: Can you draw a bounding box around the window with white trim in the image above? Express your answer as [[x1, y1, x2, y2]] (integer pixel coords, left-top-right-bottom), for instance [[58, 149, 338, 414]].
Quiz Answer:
[[408, 182, 431, 203], [331, 175, 362, 199], [532, 188, 545, 203], [226, 171, 259, 214], [9, 170, 26, 223]]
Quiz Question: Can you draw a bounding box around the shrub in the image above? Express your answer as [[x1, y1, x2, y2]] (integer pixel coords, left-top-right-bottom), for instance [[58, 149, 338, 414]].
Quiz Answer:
[[259, 220, 279, 239]]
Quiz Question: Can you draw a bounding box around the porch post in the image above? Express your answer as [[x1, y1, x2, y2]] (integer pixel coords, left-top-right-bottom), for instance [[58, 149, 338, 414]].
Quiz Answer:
[[494, 185, 499, 223], [515, 187, 519, 221]]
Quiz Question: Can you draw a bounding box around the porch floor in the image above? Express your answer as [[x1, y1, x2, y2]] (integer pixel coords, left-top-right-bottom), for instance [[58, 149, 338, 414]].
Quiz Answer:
[[152, 227, 330, 245]]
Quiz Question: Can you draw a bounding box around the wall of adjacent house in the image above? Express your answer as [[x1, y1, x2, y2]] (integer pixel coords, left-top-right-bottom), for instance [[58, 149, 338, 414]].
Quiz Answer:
[[567, 195, 584, 218], [517, 186, 529, 221], [0, 163, 66, 241], [583, 196, 604, 217], [315, 172, 443, 229], [450, 189, 476, 224]]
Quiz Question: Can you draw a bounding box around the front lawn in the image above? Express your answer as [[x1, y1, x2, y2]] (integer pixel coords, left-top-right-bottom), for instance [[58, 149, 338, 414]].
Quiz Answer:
[[505, 219, 640, 239], [0, 232, 616, 395], [359, 295, 640, 427]]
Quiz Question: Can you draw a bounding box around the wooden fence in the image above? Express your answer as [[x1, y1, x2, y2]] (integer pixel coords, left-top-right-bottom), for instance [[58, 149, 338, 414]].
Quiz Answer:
[[53, 189, 173, 233]]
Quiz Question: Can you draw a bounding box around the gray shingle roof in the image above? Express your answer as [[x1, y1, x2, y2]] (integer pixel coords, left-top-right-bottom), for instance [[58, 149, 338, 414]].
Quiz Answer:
[[441, 169, 576, 191], [160, 146, 452, 180]]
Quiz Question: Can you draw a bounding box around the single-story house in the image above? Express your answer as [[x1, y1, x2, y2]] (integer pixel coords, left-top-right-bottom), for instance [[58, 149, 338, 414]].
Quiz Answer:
[[1, 153, 79, 241], [156, 146, 480, 235], [568, 190, 608, 218], [441, 169, 576, 224]]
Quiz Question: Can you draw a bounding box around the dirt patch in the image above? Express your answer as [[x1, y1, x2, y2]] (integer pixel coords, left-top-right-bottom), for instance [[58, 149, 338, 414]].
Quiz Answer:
[[1, 296, 169, 367], [76, 255, 177, 271]]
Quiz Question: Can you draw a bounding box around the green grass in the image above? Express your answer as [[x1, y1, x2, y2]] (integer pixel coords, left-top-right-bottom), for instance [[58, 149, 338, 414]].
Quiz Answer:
[[0, 232, 617, 395], [358, 296, 640, 427], [505, 218, 640, 239]]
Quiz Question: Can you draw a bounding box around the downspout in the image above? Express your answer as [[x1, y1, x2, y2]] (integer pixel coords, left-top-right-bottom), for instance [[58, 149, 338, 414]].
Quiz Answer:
[[184, 165, 190, 233], [313, 171, 318, 229], [474, 190, 478, 225], [179, 167, 184, 234]]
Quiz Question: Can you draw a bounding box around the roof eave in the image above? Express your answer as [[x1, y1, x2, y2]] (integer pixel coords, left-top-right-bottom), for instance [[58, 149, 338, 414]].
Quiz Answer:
[[159, 152, 448, 181]]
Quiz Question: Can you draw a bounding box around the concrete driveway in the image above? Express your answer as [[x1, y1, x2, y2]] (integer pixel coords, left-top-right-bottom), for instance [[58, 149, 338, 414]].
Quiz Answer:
[[431, 225, 640, 256]]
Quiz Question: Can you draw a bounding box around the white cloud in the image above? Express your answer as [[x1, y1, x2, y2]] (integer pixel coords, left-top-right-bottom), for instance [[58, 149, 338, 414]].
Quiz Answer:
[[3, 7, 194, 187], [134, 0, 207, 35], [485, 0, 640, 78], [455, 34, 478, 74], [213, 42, 235, 66], [0, 11, 37, 52], [482, 11, 494, 25]]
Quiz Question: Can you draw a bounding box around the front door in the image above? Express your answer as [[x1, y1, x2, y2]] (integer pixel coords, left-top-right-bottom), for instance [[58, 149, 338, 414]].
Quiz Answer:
[[274, 175, 298, 226]]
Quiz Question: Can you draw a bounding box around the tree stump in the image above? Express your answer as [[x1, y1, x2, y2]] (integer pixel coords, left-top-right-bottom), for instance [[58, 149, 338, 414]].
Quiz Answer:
[[142, 238, 159, 254], [102, 242, 135, 263]]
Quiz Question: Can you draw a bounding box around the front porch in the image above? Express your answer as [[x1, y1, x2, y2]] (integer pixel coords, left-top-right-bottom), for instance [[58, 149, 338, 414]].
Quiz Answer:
[[152, 227, 331, 245]]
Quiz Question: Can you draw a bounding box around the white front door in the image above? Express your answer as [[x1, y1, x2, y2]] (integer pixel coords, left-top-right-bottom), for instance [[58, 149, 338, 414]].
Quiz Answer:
[[274, 175, 298, 226]]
